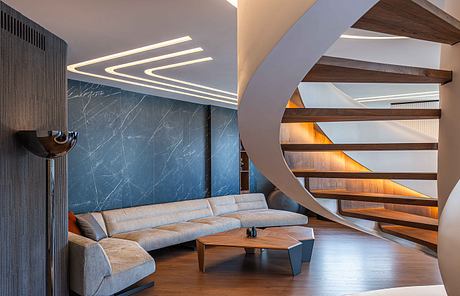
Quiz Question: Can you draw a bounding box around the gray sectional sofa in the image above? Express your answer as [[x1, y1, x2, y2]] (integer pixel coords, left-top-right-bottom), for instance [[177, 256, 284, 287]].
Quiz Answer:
[[69, 193, 309, 295]]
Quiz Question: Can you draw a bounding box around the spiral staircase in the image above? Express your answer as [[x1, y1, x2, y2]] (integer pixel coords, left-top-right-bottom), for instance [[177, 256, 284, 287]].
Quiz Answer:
[[238, 0, 460, 256]]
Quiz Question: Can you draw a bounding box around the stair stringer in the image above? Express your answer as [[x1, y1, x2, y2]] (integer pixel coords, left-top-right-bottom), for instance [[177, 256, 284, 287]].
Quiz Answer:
[[238, 0, 380, 233]]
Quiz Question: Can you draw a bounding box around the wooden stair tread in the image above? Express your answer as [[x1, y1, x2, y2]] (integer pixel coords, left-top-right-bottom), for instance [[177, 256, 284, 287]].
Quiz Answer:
[[282, 108, 441, 123], [340, 207, 438, 230], [281, 143, 438, 151], [380, 225, 438, 251], [303, 56, 452, 84], [311, 189, 438, 206], [292, 170, 437, 180], [353, 0, 460, 45]]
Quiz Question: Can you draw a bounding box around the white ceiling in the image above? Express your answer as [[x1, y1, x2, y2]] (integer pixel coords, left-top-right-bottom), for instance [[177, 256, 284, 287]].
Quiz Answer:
[[4, 0, 238, 108], [4, 0, 446, 108]]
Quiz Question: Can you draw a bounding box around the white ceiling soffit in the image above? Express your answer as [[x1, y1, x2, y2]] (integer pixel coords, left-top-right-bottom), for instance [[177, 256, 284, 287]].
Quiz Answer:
[[4, 0, 237, 108], [4, 0, 445, 107]]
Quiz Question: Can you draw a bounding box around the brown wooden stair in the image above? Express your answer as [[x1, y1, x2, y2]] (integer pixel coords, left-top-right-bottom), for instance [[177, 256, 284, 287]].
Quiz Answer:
[[380, 224, 438, 251], [311, 190, 438, 207], [281, 143, 438, 151], [282, 108, 441, 123], [340, 207, 438, 231], [354, 0, 460, 45], [303, 56, 452, 84], [292, 170, 437, 180]]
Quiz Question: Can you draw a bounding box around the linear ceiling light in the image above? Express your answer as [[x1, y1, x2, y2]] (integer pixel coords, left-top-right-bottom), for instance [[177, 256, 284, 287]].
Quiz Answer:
[[106, 51, 237, 101], [144, 58, 237, 96], [356, 91, 439, 103], [67, 36, 237, 105], [340, 34, 409, 40], [226, 0, 238, 8]]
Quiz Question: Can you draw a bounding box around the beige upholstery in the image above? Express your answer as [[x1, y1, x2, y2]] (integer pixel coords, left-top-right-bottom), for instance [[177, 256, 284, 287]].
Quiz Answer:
[[207, 193, 268, 216], [223, 209, 308, 227], [97, 238, 156, 296], [76, 212, 108, 237], [68, 233, 155, 296], [69, 233, 112, 296], [190, 216, 241, 231], [113, 216, 241, 251], [102, 199, 213, 236], [71, 193, 308, 295], [113, 228, 182, 251]]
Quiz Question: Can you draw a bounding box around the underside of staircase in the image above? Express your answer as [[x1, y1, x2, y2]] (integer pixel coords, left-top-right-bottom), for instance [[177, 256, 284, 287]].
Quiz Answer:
[[280, 0, 460, 253]]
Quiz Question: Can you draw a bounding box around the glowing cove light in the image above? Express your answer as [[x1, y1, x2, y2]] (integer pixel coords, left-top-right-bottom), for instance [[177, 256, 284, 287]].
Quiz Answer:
[[67, 36, 238, 105]]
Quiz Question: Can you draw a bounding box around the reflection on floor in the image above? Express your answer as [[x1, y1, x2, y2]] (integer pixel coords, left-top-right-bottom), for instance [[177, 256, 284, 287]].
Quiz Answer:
[[137, 218, 442, 296]]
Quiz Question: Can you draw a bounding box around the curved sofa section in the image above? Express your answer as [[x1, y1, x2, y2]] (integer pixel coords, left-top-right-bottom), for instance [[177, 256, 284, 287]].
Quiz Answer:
[[238, 0, 379, 228]]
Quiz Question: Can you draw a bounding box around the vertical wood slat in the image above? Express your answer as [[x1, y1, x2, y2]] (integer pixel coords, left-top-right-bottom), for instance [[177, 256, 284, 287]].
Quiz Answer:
[[391, 100, 440, 139], [0, 2, 68, 296]]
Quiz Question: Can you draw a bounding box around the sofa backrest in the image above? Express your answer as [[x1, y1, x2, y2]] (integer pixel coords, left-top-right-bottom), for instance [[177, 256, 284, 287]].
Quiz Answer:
[[208, 193, 268, 216], [102, 199, 213, 236]]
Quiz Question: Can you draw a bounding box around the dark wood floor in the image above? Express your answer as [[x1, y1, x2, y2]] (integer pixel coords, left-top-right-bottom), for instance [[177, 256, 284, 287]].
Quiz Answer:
[[137, 219, 442, 296]]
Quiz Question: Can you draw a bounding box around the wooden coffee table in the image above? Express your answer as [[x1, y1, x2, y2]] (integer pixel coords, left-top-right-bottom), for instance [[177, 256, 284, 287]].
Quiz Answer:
[[196, 226, 315, 276]]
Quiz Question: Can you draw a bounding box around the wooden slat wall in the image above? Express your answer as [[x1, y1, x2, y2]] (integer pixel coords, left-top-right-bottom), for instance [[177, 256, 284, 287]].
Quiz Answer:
[[0, 2, 68, 295], [392, 100, 440, 139]]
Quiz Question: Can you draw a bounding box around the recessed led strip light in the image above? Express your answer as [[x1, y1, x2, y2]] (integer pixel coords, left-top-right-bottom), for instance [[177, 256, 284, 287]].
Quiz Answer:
[[340, 34, 409, 40], [144, 58, 236, 96], [106, 51, 237, 101], [355, 91, 439, 103], [67, 36, 237, 105]]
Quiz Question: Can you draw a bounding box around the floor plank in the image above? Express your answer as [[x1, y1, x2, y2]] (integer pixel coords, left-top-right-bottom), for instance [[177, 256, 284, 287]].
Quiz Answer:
[[136, 219, 442, 296]]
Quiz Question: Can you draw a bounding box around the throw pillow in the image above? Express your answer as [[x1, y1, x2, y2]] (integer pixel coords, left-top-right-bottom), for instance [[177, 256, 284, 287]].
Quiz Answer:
[[68, 211, 82, 235], [76, 213, 107, 241]]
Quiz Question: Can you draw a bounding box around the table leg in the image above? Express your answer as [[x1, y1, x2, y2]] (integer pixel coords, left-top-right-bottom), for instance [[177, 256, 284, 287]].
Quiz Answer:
[[196, 240, 205, 272], [301, 239, 315, 262], [245, 248, 256, 254], [288, 244, 303, 276]]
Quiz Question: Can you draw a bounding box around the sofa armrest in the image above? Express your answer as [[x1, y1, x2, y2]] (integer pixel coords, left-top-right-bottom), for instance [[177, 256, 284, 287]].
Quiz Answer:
[[68, 232, 112, 296]]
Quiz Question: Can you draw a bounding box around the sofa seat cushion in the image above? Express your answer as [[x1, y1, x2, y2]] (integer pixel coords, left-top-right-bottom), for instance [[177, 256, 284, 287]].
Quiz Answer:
[[222, 209, 308, 228], [113, 228, 182, 251], [97, 238, 155, 295], [189, 216, 241, 232], [156, 222, 218, 242]]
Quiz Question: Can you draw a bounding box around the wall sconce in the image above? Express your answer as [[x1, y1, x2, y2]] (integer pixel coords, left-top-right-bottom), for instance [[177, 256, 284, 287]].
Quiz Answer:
[[16, 130, 78, 296]]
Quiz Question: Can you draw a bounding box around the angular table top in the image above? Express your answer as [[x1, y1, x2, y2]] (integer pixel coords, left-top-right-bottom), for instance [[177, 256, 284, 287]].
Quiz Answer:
[[197, 228, 304, 250]]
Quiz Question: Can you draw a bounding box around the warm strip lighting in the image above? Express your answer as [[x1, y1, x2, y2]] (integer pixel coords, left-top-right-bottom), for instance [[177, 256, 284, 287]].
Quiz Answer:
[[145, 58, 237, 96], [67, 36, 192, 72], [340, 34, 409, 40], [107, 56, 237, 102], [67, 36, 237, 105], [355, 91, 439, 103], [107, 51, 237, 101], [226, 0, 238, 8]]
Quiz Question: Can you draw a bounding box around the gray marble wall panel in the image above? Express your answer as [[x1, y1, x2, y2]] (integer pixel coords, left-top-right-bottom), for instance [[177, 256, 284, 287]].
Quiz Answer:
[[68, 80, 209, 213], [68, 79, 272, 213], [210, 106, 240, 196]]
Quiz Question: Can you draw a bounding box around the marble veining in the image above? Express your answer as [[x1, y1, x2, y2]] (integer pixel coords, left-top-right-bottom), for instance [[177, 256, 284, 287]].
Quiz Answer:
[[68, 80, 240, 213], [68, 79, 272, 213]]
